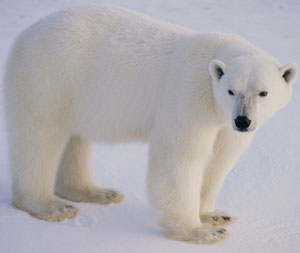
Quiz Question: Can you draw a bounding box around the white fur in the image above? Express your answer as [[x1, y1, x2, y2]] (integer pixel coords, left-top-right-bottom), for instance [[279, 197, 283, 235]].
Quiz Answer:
[[4, 6, 298, 243]]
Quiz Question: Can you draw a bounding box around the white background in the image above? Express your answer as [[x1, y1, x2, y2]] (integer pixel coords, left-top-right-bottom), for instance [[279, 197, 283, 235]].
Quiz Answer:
[[0, 0, 300, 252]]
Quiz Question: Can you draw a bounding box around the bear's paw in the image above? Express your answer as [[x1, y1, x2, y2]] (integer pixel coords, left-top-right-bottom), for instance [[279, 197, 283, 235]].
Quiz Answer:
[[167, 224, 227, 244], [200, 210, 236, 226], [56, 186, 124, 205], [14, 199, 78, 222]]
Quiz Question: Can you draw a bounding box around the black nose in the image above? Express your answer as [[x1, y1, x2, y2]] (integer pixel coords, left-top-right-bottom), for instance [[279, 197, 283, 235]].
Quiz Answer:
[[235, 116, 251, 130]]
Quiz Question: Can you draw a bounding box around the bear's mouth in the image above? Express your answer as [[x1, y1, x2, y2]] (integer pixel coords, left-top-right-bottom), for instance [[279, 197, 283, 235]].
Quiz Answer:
[[235, 128, 250, 132], [232, 126, 255, 133]]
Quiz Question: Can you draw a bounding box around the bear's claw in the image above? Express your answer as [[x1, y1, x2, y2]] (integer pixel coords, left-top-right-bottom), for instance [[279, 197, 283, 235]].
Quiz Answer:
[[200, 210, 236, 226]]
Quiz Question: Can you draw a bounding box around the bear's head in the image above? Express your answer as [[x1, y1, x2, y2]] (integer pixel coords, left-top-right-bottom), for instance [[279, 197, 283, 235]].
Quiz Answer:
[[209, 55, 298, 132]]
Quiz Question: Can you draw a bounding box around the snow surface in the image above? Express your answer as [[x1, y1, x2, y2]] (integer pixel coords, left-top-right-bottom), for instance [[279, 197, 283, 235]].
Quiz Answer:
[[0, 0, 300, 252]]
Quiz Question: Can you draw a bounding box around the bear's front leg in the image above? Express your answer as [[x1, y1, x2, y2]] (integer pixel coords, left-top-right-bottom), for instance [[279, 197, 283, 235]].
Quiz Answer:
[[147, 126, 226, 244], [200, 126, 254, 226]]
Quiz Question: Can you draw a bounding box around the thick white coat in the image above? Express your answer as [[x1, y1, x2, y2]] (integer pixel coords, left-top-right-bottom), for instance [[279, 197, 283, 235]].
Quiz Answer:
[[4, 6, 298, 244]]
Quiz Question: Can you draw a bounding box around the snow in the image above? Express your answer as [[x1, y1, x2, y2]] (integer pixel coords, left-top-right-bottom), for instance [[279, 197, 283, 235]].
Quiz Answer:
[[0, 0, 300, 252]]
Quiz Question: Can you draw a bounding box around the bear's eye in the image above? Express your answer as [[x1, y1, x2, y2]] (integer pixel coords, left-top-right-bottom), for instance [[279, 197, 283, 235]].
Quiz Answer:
[[259, 91, 268, 97], [228, 89, 234, 96]]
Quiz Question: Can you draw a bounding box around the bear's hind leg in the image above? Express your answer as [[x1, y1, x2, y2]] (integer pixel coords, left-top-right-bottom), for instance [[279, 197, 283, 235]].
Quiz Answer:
[[55, 136, 124, 205], [10, 128, 78, 221]]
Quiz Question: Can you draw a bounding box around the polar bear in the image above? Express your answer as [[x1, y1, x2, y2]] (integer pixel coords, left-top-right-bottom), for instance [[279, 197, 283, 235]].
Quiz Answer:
[[4, 6, 298, 244]]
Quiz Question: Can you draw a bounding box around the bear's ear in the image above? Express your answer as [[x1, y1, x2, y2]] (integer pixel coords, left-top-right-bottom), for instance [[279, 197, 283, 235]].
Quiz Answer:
[[280, 64, 298, 85], [209, 59, 226, 82]]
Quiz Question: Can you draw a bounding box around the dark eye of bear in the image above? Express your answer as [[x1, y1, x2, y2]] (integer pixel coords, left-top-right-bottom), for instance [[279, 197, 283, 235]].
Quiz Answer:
[[228, 89, 234, 96], [259, 91, 268, 97]]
